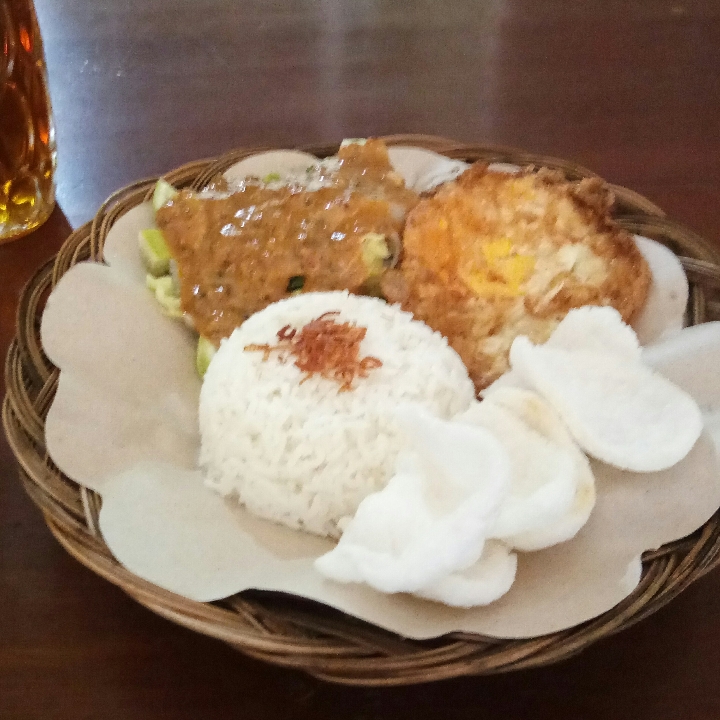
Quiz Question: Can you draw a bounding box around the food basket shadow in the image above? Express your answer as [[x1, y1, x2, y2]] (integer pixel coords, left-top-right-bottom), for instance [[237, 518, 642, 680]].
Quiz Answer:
[[5, 135, 720, 686]]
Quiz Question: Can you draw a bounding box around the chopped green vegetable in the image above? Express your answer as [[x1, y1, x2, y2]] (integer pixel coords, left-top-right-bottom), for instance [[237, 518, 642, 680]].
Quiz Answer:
[[168, 258, 181, 295], [263, 172, 282, 183], [138, 228, 172, 277], [152, 178, 179, 212], [286, 275, 305, 293], [146, 274, 182, 318], [340, 138, 367, 147], [360, 233, 392, 297], [361, 233, 391, 277], [146, 274, 172, 294], [196, 336, 217, 378]]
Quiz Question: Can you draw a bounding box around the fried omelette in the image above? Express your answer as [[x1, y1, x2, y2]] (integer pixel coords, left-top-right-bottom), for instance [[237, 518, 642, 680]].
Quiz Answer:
[[156, 140, 418, 345], [381, 164, 651, 391]]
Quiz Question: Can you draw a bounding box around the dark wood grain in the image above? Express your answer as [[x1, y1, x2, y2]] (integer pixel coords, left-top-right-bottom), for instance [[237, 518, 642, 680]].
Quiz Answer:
[[2, 0, 720, 717]]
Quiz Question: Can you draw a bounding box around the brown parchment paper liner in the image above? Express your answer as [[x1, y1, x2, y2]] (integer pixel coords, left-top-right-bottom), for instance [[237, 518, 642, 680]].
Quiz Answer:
[[38, 146, 720, 640]]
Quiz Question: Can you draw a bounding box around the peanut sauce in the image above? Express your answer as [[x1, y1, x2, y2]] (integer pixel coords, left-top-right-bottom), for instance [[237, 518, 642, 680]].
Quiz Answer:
[[245, 312, 382, 391], [157, 140, 419, 345]]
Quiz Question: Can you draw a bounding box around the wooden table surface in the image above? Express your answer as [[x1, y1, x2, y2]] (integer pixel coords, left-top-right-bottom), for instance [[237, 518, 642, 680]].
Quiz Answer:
[[2, 1, 720, 717]]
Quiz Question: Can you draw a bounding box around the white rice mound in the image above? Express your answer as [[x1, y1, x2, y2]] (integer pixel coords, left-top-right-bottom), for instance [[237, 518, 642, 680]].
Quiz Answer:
[[199, 291, 475, 538]]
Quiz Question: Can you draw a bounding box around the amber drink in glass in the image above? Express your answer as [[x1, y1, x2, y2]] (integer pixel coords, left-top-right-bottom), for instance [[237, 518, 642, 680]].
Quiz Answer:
[[0, 0, 56, 243]]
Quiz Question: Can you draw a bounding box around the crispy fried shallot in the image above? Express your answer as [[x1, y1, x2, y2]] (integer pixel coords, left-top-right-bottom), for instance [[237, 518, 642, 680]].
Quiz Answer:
[[245, 312, 382, 391]]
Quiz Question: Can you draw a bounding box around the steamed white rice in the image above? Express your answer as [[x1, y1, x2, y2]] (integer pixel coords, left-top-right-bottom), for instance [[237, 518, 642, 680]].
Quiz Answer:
[[199, 291, 474, 538]]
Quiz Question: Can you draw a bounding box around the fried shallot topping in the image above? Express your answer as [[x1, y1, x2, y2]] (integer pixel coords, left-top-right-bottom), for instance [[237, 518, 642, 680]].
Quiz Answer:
[[244, 311, 382, 391]]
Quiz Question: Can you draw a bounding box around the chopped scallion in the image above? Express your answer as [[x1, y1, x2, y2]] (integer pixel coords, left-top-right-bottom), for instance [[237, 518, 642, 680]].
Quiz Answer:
[[287, 275, 305, 293]]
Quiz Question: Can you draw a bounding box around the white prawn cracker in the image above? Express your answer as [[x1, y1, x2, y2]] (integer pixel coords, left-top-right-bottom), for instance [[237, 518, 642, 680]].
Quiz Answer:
[[467, 388, 596, 551], [459, 398, 577, 550], [222, 149, 319, 185], [510, 336, 703, 472], [544, 305, 641, 359], [315, 408, 514, 605], [315, 390, 597, 605], [417, 541, 517, 608], [387, 145, 470, 193], [39, 143, 720, 639], [632, 235, 689, 345]]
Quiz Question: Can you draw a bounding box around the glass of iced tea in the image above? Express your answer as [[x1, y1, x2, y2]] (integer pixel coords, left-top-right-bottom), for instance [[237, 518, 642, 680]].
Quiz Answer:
[[0, 0, 56, 244]]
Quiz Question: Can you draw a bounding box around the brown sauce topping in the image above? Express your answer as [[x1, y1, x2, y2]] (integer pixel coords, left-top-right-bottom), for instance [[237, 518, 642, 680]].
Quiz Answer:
[[156, 140, 419, 344], [245, 312, 382, 392]]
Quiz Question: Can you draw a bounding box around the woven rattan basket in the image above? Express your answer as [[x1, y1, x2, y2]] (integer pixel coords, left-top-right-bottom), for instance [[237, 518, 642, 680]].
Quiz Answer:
[[5, 135, 720, 686]]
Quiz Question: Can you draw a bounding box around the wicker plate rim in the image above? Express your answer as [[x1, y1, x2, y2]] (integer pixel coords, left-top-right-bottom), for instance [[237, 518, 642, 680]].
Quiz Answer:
[[5, 134, 720, 686]]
